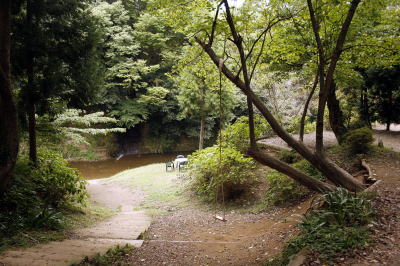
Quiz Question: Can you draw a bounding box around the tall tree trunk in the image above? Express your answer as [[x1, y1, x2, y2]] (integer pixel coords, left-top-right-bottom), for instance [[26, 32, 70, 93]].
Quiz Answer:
[[300, 72, 318, 141], [247, 97, 256, 149], [386, 89, 392, 131], [0, 0, 19, 194], [360, 86, 371, 128], [27, 0, 37, 165], [327, 81, 347, 144], [199, 116, 205, 150]]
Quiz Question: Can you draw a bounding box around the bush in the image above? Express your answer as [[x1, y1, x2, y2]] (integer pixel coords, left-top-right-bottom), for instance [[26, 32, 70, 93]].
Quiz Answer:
[[0, 149, 87, 235], [264, 159, 323, 206], [277, 150, 302, 164], [344, 127, 374, 155], [220, 115, 273, 151], [73, 244, 134, 266], [188, 146, 257, 202], [265, 171, 309, 205], [292, 159, 324, 180]]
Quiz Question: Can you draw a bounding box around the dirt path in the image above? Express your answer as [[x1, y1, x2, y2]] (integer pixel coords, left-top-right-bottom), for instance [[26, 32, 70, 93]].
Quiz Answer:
[[126, 200, 311, 266], [259, 129, 400, 152], [0, 180, 151, 266]]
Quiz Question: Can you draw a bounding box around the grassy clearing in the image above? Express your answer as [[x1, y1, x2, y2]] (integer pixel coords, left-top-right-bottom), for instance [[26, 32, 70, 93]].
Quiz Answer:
[[0, 204, 115, 254], [103, 163, 192, 216]]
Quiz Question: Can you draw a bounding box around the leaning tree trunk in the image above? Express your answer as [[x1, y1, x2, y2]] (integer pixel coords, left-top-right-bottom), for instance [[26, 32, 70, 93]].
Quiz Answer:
[[0, 0, 19, 194], [327, 81, 347, 144], [196, 0, 364, 192]]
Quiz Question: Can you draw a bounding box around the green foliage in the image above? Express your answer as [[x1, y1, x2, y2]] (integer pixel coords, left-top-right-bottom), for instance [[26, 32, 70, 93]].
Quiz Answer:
[[268, 188, 374, 264], [292, 160, 324, 181], [265, 171, 309, 206], [344, 127, 374, 155], [0, 149, 87, 236], [188, 146, 257, 202], [220, 115, 273, 152], [73, 244, 134, 266], [264, 159, 323, 206], [277, 150, 302, 164]]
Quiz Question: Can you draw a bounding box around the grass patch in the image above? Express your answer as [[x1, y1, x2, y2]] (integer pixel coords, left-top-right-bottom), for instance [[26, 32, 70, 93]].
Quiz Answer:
[[103, 163, 192, 216], [0, 204, 115, 254], [72, 244, 133, 266]]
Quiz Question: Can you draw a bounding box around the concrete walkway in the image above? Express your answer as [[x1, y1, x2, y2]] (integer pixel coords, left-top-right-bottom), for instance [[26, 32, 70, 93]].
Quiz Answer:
[[0, 180, 151, 266]]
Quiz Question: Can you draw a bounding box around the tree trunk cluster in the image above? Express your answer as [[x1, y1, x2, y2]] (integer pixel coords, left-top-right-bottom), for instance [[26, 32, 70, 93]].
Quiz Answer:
[[195, 0, 365, 193]]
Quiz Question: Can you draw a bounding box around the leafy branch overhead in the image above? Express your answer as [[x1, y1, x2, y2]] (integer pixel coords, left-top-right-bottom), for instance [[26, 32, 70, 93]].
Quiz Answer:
[[54, 109, 125, 145]]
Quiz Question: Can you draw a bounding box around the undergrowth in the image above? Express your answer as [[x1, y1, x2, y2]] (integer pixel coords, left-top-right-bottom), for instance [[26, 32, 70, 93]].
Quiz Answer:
[[263, 159, 324, 207], [72, 244, 134, 266], [266, 188, 374, 265], [0, 149, 94, 253]]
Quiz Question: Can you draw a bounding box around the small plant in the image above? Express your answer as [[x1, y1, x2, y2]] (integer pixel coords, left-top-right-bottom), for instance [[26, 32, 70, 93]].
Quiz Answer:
[[264, 159, 323, 206], [188, 146, 257, 202], [344, 127, 374, 155], [73, 244, 134, 266], [265, 171, 309, 205], [292, 159, 324, 180], [277, 150, 302, 164]]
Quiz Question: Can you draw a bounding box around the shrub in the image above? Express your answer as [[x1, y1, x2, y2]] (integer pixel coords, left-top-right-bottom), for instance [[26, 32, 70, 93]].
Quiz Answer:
[[270, 188, 374, 264], [265, 171, 309, 205], [264, 159, 323, 206], [220, 114, 273, 151], [188, 146, 257, 202], [277, 150, 302, 164], [0, 149, 87, 235], [73, 244, 134, 266], [292, 159, 324, 180], [344, 127, 374, 155]]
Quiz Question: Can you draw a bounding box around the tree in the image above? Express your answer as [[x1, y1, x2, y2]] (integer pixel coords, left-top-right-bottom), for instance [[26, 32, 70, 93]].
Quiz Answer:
[[365, 66, 400, 130], [0, 0, 19, 193], [153, 0, 365, 192], [12, 0, 105, 164], [172, 46, 237, 150]]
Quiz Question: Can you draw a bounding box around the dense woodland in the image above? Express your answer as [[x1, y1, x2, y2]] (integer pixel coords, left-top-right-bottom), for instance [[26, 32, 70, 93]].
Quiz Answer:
[[0, 0, 400, 264]]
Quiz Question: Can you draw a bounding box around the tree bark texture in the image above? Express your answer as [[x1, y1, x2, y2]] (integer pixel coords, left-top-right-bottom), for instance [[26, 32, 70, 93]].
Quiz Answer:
[[199, 116, 205, 150], [27, 0, 37, 165], [360, 86, 372, 128], [307, 0, 361, 153], [300, 72, 318, 141], [0, 0, 19, 194], [247, 97, 257, 149], [327, 81, 347, 144], [249, 148, 335, 193]]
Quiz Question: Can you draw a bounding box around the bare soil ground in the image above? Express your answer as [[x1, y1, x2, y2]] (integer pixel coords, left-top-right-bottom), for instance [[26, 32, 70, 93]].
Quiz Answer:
[[123, 130, 400, 266], [127, 200, 312, 266], [340, 151, 400, 266]]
